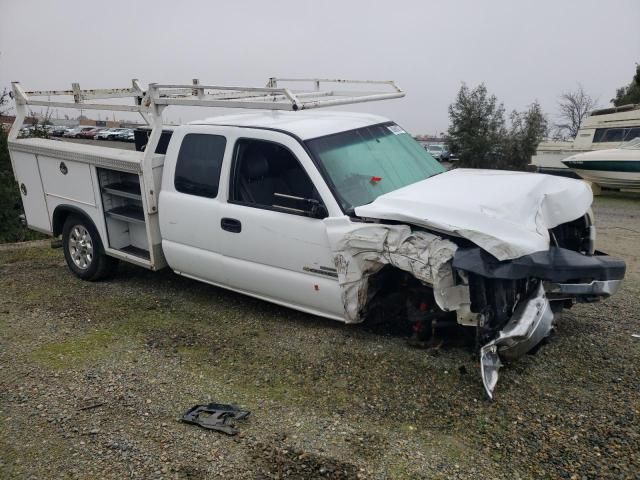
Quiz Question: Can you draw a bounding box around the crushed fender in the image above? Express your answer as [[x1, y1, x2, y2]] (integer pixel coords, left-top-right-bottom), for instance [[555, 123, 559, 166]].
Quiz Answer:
[[325, 218, 460, 323]]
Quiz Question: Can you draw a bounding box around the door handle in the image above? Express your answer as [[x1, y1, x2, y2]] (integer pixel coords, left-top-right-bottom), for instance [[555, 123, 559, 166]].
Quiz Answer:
[[221, 217, 242, 233]]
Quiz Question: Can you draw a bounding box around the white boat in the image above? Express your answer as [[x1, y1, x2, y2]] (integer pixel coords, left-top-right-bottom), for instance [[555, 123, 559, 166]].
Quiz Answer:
[[532, 103, 640, 178], [561, 138, 640, 190]]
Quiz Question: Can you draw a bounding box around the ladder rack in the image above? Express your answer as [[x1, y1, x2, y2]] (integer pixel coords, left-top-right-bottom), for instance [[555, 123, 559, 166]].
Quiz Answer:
[[9, 77, 405, 214], [10, 77, 404, 118], [149, 77, 404, 111]]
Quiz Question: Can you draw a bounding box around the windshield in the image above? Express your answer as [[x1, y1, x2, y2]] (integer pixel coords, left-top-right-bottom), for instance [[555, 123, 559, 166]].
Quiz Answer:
[[622, 137, 640, 149], [306, 122, 445, 211], [429, 145, 443, 151]]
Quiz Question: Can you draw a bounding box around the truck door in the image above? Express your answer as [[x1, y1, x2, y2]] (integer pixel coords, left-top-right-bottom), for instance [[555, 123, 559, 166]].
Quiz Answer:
[[158, 127, 229, 285], [219, 133, 345, 320]]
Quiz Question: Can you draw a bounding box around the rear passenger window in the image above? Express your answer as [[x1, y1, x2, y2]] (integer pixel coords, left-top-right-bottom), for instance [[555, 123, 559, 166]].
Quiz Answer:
[[175, 134, 226, 198]]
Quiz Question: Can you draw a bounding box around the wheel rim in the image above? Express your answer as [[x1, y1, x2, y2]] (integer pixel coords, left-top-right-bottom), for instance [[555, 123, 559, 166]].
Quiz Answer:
[[68, 225, 94, 270]]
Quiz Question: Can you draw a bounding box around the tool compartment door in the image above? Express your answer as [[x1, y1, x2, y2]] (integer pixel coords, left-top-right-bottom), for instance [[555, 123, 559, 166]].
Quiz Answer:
[[39, 156, 96, 206], [9, 150, 51, 232]]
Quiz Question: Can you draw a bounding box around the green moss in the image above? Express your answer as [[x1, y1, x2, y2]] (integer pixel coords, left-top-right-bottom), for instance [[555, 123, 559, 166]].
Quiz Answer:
[[30, 328, 129, 369], [27, 309, 217, 370]]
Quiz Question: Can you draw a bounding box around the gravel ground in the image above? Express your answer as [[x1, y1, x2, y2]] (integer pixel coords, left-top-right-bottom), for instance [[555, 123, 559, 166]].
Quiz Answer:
[[0, 195, 639, 479]]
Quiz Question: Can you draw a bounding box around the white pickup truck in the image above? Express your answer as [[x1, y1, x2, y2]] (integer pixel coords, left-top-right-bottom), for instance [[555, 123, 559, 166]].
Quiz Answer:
[[7, 78, 625, 398]]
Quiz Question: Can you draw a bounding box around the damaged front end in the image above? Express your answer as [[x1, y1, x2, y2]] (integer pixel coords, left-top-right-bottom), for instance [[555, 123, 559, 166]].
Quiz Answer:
[[326, 214, 626, 400], [452, 243, 625, 398], [478, 283, 554, 399]]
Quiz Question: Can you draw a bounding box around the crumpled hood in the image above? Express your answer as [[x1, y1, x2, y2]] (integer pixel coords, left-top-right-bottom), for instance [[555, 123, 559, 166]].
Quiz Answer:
[[354, 169, 593, 261]]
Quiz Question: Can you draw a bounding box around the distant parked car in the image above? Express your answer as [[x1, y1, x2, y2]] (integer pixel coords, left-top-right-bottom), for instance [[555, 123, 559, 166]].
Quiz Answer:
[[63, 126, 95, 138], [102, 128, 130, 140], [63, 127, 82, 138], [425, 144, 450, 161], [115, 128, 134, 141], [122, 130, 135, 142], [93, 128, 109, 139], [79, 128, 102, 139], [95, 128, 118, 140], [19, 125, 34, 136], [51, 126, 69, 137]]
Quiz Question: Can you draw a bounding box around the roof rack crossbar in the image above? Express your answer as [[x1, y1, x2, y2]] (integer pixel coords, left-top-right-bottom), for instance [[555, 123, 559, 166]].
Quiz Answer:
[[147, 78, 404, 111], [17, 100, 146, 112], [11, 79, 150, 114], [23, 88, 143, 101]]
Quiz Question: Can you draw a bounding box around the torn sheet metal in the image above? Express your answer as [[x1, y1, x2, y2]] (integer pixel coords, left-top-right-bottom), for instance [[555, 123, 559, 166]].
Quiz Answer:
[[355, 169, 593, 261], [480, 283, 554, 399], [324, 218, 460, 322]]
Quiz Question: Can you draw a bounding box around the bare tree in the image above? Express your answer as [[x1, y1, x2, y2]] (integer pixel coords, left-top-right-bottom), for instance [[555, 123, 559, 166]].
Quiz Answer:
[[554, 85, 597, 139]]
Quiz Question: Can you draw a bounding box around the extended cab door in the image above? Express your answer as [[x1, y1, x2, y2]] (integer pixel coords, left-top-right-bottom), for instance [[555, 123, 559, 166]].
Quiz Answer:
[[218, 130, 345, 320], [158, 126, 230, 285]]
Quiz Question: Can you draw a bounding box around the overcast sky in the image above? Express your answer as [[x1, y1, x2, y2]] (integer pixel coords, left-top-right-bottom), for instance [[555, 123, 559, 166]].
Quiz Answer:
[[1, 0, 638, 134]]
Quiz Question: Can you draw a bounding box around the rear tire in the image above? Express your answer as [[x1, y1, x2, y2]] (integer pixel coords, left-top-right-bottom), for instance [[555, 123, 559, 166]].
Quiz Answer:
[[62, 215, 118, 281]]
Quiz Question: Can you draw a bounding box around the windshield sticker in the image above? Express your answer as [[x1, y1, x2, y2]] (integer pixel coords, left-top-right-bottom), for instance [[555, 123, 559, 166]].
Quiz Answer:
[[387, 125, 406, 135]]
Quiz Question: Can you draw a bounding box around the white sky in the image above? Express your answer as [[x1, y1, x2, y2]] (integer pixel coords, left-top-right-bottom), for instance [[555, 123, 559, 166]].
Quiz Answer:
[[0, 0, 638, 134]]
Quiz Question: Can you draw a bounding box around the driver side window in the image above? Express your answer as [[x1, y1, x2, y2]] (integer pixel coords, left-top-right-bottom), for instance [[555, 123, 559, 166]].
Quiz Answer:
[[229, 138, 325, 217]]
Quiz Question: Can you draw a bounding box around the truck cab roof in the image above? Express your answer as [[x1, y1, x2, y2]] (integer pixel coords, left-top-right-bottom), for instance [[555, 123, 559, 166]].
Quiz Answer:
[[189, 110, 391, 140]]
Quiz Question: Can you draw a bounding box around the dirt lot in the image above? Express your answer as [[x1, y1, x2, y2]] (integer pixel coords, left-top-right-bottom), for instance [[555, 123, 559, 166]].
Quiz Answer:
[[0, 195, 639, 479]]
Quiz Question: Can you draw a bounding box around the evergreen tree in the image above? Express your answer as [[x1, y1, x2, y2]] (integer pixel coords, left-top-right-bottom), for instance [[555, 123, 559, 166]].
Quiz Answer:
[[612, 65, 640, 107], [447, 83, 547, 171]]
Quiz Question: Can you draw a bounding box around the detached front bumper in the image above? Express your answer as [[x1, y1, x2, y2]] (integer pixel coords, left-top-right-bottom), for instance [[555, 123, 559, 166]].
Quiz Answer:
[[545, 279, 622, 299], [453, 246, 626, 399]]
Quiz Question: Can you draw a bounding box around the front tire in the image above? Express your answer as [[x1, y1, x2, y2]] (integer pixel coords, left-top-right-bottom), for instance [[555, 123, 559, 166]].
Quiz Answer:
[[62, 215, 117, 281]]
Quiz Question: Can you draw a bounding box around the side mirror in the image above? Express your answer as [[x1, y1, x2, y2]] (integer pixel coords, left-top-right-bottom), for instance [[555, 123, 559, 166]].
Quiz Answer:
[[310, 203, 328, 219]]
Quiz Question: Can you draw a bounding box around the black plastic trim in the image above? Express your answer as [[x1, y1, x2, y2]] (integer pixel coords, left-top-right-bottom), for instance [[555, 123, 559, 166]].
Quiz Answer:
[[452, 247, 626, 283], [52, 205, 98, 237], [220, 217, 242, 233]]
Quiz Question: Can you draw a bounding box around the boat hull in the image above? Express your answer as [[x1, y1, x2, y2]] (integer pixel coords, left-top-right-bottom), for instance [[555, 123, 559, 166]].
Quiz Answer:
[[563, 160, 640, 190]]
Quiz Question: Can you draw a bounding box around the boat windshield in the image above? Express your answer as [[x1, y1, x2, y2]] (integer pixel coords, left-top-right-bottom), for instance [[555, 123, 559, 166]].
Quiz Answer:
[[306, 123, 445, 211], [621, 137, 640, 149]]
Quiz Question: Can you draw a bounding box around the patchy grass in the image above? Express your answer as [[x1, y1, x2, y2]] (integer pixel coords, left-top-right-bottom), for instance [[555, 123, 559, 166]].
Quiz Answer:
[[1, 195, 639, 478], [30, 328, 124, 369], [0, 242, 59, 264]]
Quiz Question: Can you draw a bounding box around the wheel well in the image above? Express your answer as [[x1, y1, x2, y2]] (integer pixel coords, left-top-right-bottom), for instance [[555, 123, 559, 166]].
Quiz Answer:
[[363, 266, 438, 336], [549, 214, 591, 253], [52, 206, 98, 237]]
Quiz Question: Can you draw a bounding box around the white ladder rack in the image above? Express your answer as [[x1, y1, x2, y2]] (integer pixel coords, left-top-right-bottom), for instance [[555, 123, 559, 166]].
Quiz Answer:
[[9, 77, 405, 214], [150, 77, 404, 111], [10, 77, 403, 117]]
